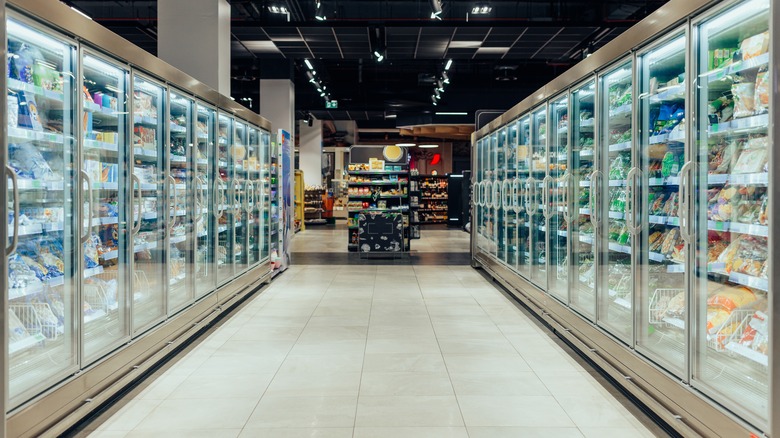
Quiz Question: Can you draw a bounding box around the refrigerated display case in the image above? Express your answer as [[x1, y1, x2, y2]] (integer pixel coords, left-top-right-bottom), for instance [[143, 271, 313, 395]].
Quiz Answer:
[[548, 95, 569, 303], [167, 90, 194, 313], [80, 51, 130, 363], [2, 1, 275, 435], [6, 16, 79, 406], [194, 103, 216, 299], [233, 121, 248, 274], [693, 0, 771, 426], [470, 0, 776, 436], [216, 114, 234, 282], [529, 106, 547, 289], [131, 74, 166, 334], [570, 79, 597, 319]]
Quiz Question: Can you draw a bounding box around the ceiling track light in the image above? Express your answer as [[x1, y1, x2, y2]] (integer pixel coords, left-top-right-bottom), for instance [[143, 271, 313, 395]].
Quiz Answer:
[[315, 0, 326, 21], [442, 71, 450, 84], [471, 3, 492, 14], [444, 59, 453, 71], [304, 59, 314, 70], [429, 0, 443, 20], [306, 71, 315, 82]]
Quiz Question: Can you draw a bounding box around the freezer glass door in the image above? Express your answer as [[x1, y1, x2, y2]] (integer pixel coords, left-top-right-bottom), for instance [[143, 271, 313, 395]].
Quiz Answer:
[[260, 130, 271, 262], [505, 123, 518, 268], [529, 107, 547, 289], [131, 75, 166, 333], [81, 52, 130, 362], [167, 91, 194, 311], [637, 34, 687, 374], [194, 104, 216, 298], [247, 127, 261, 266], [570, 80, 597, 319], [693, 0, 770, 424], [599, 61, 634, 341], [548, 96, 569, 302], [217, 115, 235, 282], [496, 129, 507, 262], [517, 117, 531, 278], [476, 138, 486, 251], [233, 122, 249, 274], [6, 18, 78, 404]]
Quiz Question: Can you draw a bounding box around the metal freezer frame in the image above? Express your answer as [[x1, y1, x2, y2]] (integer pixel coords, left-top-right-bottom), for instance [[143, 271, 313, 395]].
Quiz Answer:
[[2, 0, 275, 436], [471, 0, 776, 436]]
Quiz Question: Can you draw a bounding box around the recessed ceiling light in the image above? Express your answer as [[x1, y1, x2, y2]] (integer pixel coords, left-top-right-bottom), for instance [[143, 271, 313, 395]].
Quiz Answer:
[[396, 143, 416, 147], [419, 144, 439, 148], [435, 112, 468, 116]]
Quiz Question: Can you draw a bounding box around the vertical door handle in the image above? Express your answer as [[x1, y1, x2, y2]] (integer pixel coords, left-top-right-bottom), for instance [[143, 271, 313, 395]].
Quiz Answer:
[[625, 167, 641, 235], [678, 161, 693, 243], [169, 175, 178, 226], [80, 170, 95, 244], [6, 166, 19, 256], [132, 174, 143, 235]]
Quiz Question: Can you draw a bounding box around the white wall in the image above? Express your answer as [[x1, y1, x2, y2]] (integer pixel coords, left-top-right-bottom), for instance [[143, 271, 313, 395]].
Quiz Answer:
[[298, 119, 323, 187], [158, 0, 231, 96], [259, 79, 295, 139]]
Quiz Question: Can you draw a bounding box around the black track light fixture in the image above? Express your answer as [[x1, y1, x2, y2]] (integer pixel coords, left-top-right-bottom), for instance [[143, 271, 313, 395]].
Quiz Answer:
[[429, 0, 443, 20]]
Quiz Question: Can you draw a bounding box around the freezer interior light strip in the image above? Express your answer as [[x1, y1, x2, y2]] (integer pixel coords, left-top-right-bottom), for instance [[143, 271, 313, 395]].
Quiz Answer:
[[8, 20, 68, 54], [703, 0, 769, 32], [646, 35, 685, 64], [84, 56, 122, 79]]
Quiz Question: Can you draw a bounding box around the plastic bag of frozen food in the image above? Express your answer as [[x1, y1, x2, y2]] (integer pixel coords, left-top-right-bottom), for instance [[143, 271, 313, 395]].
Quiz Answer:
[[754, 70, 769, 114], [732, 147, 768, 174], [731, 82, 755, 118], [740, 32, 769, 60], [9, 142, 55, 180], [707, 287, 757, 313]]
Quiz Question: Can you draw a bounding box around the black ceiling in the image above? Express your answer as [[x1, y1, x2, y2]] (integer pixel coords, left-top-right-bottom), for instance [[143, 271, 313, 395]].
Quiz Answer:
[[67, 0, 666, 126]]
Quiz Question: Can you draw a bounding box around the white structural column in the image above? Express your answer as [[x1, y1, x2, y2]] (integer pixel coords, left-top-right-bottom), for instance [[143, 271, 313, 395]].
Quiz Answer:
[[157, 0, 231, 96], [259, 79, 295, 140], [298, 119, 323, 186]]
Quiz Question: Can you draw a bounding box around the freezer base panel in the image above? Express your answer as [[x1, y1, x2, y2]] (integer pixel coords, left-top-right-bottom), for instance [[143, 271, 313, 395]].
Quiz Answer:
[[473, 251, 760, 438], [7, 261, 272, 438]]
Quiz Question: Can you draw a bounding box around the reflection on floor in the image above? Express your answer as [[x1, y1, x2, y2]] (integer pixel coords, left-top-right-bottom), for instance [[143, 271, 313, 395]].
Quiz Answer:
[[82, 226, 665, 438]]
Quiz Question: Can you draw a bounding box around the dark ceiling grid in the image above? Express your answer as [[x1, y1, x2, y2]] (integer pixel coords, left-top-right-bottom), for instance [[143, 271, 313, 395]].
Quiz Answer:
[[471, 27, 493, 59], [331, 28, 345, 58], [529, 27, 564, 59], [501, 28, 528, 59]]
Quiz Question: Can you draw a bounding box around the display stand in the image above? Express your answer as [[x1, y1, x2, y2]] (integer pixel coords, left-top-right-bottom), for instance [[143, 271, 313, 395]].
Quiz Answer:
[[417, 174, 449, 224], [304, 186, 327, 225], [346, 146, 411, 253], [357, 211, 404, 258]]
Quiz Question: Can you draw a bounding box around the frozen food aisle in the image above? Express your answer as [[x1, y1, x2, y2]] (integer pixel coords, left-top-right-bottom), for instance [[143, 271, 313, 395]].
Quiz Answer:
[[3, 1, 278, 436], [82, 262, 660, 438], [471, 0, 776, 436]]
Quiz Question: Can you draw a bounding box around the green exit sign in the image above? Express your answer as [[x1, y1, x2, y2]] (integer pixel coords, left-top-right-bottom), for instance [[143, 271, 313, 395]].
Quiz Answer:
[[326, 100, 338, 109]]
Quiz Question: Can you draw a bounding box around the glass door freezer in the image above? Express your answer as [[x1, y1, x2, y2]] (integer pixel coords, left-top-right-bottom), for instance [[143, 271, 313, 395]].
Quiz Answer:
[[6, 17, 80, 405], [260, 130, 271, 263], [233, 121, 249, 275], [167, 90, 194, 312], [247, 126, 261, 267], [570, 79, 597, 319], [516, 116, 531, 278], [505, 122, 519, 268], [692, 0, 770, 427], [131, 74, 167, 334], [548, 95, 570, 302], [598, 59, 635, 343], [529, 106, 547, 289], [194, 103, 216, 298], [80, 51, 131, 363], [636, 31, 688, 376], [216, 114, 234, 283], [496, 128, 507, 264]]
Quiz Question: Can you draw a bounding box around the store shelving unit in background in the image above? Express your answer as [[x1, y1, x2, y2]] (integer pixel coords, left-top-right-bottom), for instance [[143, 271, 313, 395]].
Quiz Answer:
[[417, 174, 449, 224], [346, 164, 410, 252], [304, 186, 327, 225], [408, 169, 421, 239]]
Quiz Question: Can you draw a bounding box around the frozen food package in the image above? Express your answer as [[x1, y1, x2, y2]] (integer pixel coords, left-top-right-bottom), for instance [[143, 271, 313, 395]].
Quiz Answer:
[[664, 291, 686, 319], [754, 70, 769, 114], [731, 82, 755, 118], [8, 93, 19, 128], [732, 147, 768, 174], [707, 287, 757, 313], [740, 31, 769, 60], [9, 142, 55, 180]]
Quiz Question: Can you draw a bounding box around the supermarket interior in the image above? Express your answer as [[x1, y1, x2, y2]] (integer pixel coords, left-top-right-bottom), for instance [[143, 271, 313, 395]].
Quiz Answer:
[[1, 0, 778, 437]]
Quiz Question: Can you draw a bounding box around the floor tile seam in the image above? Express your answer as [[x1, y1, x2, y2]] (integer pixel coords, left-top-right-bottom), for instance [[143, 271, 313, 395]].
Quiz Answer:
[[353, 271, 377, 436], [415, 271, 469, 431], [239, 266, 339, 430]]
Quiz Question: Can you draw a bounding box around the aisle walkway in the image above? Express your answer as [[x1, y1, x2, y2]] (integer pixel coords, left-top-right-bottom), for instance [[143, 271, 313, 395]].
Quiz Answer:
[[85, 227, 660, 438]]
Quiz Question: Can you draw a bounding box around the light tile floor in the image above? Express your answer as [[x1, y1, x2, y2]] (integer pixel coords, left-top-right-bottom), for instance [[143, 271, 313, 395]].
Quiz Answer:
[[290, 225, 471, 253], [85, 227, 662, 438]]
